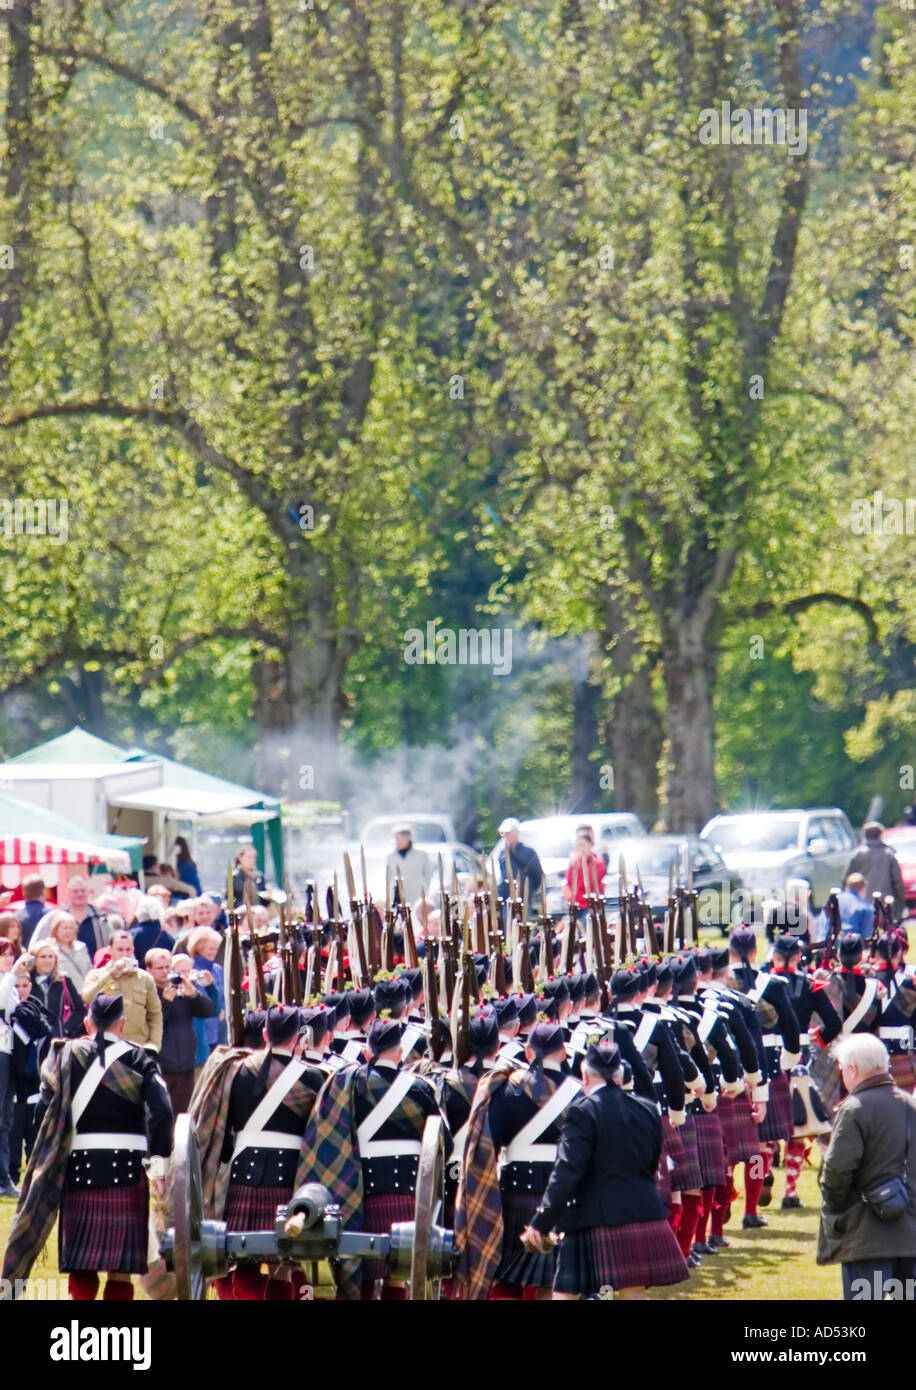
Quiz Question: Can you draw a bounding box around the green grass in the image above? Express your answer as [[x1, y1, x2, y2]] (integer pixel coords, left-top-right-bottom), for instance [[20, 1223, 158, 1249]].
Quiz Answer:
[[1, 1156, 833, 1301], [653, 1159, 837, 1301]]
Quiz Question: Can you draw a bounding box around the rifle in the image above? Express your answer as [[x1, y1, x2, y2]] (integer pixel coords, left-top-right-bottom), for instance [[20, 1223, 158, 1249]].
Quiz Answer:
[[473, 892, 488, 957], [225, 862, 245, 1046], [817, 891, 842, 968], [332, 874, 347, 991], [242, 882, 267, 1008], [664, 859, 676, 953], [343, 852, 370, 988], [450, 908, 473, 1066], [566, 856, 580, 973], [303, 923, 323, 1001], [424, 947, 444, 1062]]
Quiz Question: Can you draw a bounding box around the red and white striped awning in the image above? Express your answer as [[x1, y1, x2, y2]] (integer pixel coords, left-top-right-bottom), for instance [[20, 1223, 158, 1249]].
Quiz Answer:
[[0, 835, 130, 872]]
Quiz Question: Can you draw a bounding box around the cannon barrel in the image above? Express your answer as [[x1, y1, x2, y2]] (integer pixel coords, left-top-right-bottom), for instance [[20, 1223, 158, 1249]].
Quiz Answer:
[[284, 1182, 334, 1232]]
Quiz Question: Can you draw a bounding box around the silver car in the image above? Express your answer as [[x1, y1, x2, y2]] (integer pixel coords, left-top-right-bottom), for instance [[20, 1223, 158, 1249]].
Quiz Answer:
[[701, 808, 857, 913]]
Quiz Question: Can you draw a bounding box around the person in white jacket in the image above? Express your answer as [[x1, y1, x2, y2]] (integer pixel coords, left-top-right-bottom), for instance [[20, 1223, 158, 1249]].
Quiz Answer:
[[385, 824, 432, 908]]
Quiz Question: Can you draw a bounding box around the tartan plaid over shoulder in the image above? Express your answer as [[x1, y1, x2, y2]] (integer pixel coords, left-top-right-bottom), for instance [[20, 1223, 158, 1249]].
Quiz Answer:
[[2, 1037, 143, 1290], [294, 1063, 433, 1300], [454, 1061, 573, 1300]]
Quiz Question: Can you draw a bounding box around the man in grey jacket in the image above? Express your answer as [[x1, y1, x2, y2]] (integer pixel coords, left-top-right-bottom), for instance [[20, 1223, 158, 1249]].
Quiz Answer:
[[845, 822, 906, 922], [817, 1033, 916, 1299]]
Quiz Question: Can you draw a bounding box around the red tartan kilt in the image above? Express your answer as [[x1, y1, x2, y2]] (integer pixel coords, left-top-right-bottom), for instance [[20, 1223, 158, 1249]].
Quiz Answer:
[[719, 1093, 759, 1165], [889, 1053, 916, 1091], [694, 1111, 727, 1188], [224, 1182, 293, 1233], [758, 1071, 793, 1142], [361, 1193, 416, 1280], [555, 1220, 688, 1295], [59, 1177, 149, 1274], [668, 1114, 702, 1191]]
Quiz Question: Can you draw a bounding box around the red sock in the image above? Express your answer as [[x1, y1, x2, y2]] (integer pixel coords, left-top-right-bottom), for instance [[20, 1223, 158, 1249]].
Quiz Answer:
[[669, 1201, 682, 1231], [214, 1275, 237, 1300], [784, 1140, 807, 1198], [694, 1189, 713, 1243], [102, 1279, 133, 1301], [381, 1284, 410, 1301], [488, 1281, 525, 1300], [676, 1193, 701, 1256], [745, 1166, 764, 1216], [761, 1142, 775, 1176], [711, 1184, 730, 1238], [68, 1272, 99, 1301]]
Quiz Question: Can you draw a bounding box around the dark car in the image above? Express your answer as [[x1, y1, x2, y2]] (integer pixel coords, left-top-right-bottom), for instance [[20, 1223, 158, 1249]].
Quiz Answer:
[[603, 835, 744, 931]]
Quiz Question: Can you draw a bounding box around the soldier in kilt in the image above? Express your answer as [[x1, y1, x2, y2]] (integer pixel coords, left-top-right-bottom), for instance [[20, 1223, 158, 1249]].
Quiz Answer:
[[762, 935, 842, 1208], [455, 1021, 579, 1299], [698, 947, 768, 1246], [521, 1039, 688, 1300], [297, 1015, 447, 1301], [728, 928, 801, 1224], [876, 973, 916, 1091], [1, 992, 173, 1301], [673, 953, 742, 1261], [642, 961, 709, 1230], [201, 1004, 326, 1300]]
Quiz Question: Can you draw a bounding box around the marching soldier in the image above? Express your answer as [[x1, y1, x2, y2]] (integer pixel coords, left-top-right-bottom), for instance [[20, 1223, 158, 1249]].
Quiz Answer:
[[671, 954, 742, 1262], [762, 935, 841, 1208], [493, 995, 526, 1065], [209, 1004, 325, 1300], [330, 988, 375, 1063], [2, 992, 173, 1301], [455, 1020, 579, 1300], [297, 1015, 447, 1301], [521, 1039, 689, 1300], [728, 927, 801, 1224], [441, 1010, 500, 1225], [698, 947, 768, 1245]]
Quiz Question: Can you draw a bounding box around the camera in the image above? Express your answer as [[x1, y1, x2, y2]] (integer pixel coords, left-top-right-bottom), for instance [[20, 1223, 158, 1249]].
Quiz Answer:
[[189, 970, 209, 986], [167, 971, 182, 989]]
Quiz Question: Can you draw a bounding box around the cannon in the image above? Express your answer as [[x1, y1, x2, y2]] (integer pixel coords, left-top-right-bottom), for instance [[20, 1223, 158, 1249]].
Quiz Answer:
[[161, 1113, 456, 1300]]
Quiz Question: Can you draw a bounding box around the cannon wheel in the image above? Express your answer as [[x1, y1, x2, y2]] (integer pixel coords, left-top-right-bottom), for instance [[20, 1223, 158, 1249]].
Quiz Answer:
[[172, 1113, 206, 1301], [409, 1114, 445, 1301]]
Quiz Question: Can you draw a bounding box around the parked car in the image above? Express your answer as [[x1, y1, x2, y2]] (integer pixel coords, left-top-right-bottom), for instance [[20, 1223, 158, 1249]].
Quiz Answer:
[[489, 812, 646, 916], [882, 827, 916, 917], [701, 808, 857, 913], [604, 835, 743, 930], [359, 813, 459, 847]]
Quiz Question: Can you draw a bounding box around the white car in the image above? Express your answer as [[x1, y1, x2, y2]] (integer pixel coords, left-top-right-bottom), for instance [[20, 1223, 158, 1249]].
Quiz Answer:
[[489, 812, 646, 915], [359, 813, 459, 847], [701, 808, 857, 913]]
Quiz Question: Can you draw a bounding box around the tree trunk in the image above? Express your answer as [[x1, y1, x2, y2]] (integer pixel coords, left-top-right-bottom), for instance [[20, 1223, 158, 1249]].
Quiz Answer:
[[570, 666, 600, 814], [606, 663, 663, 828], [252, 613, 345, 803], [600, 592, 663, 827], [661, 618, 720, 832]]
